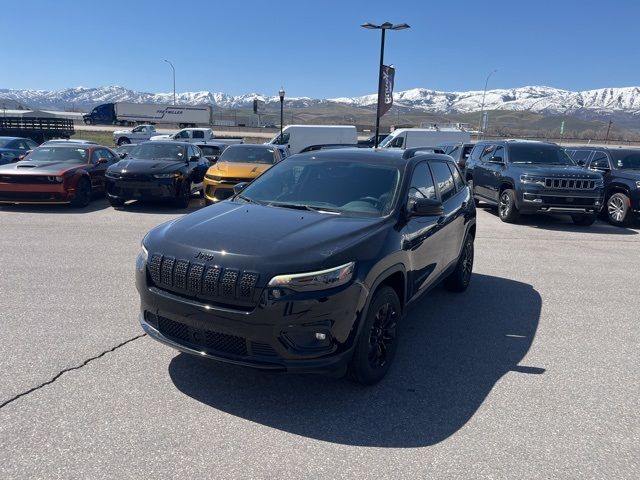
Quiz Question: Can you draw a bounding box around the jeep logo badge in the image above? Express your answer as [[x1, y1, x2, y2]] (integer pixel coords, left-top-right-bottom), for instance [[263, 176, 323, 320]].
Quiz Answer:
[[195, 251, 215, 261]]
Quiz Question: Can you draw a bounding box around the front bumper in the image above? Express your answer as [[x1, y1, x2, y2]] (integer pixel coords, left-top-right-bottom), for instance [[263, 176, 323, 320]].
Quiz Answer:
[[203, 176, 251, 203], [0, 182, 73, 204], [517, 185, 604, 215], [137, 268, 366, 375], [106, 177, 178, 201]]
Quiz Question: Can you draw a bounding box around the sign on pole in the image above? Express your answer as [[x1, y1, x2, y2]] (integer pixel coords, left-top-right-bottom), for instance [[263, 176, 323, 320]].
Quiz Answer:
[[377, 65, 395, 118], [482, 112, 489, 131], [560, 121, 565, 135]]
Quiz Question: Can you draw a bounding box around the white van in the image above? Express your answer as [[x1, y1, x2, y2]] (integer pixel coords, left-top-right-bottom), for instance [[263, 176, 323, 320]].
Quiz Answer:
[[269, 125, 357, 154], [379, 127, 471, 149]]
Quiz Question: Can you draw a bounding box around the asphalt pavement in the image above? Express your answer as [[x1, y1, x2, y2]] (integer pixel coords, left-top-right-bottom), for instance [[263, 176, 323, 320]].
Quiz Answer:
[[0, 199, 638, 479]]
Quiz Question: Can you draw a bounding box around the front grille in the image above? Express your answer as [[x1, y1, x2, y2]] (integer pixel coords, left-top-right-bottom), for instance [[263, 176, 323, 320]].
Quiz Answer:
[[250, 342, 278, 357], [157, 315, 248, 356], [148, 253, 260, 306], [0, 192, 60, 200], [0, 175, 54, 184], [544, 178, 596, 190], [541, 196, 596, 206]]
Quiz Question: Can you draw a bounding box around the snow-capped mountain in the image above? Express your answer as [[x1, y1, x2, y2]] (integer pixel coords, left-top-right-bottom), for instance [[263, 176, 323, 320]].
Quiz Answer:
[[2, 85, 640, 118]]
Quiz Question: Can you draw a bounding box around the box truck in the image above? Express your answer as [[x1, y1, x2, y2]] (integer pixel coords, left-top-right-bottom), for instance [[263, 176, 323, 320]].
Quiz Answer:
[[82, 103, 214, 128]]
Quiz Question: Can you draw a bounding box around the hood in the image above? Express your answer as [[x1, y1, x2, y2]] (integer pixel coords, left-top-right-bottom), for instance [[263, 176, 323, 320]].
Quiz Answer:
[[145, 201, 388, 279], [0, 161, 84, 175], [108, 158, 185, 174], [150, 134, 171, 141], [211, 161, 273, 178], [509, 164, 602, 178], [113, 129, 134, 135]]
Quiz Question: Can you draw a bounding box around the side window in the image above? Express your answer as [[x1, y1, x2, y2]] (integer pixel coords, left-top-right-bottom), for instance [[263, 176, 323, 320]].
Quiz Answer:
[[26, 139, 38, 150], [469, 144, 484, 162], [493, 146, 504, 162], [430, 161, 456, 202], [408, 162, 437, 201], [462, 145, 473, 160], [570, 150, 593, 164], [448, 145, 460, 157], [91, 148, 102, 163], [390, 136, 404, 148], [192, 130, 205, 139], [103, 149, 116, 160], [448, 162, 466, 191], [590, 151, 610, 169], [176, 130, 189, 139], [480, 144, 496, 162]]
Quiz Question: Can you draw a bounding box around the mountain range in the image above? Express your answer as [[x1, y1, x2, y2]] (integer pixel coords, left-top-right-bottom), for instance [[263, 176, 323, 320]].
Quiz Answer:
[[2, 85, 640, 119]]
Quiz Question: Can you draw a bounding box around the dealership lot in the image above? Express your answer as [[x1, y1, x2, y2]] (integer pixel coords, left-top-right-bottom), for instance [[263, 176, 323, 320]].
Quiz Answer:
[[0, 201, 638, 479]]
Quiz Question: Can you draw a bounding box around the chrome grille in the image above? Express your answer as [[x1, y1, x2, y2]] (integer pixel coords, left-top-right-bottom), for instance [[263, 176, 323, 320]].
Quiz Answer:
[[148, 254, 259, 305], [544, 178, 596, 190]]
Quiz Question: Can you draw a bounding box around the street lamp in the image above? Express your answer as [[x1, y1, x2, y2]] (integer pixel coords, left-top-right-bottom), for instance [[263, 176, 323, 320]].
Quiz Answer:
[[279, 87, 285, 144], [361, 21, 410, 148], [478, 69, 497, 139], [164, 59, 176, 105]]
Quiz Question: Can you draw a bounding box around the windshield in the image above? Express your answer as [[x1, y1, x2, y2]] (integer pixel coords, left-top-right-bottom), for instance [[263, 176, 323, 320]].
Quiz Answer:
[[509, 144, 575, 165], [199, 146, 222, 157], [26, 147, 89, 163], [609, 149, 640, 169], [238, 158, 401, 217], [0, 138, 14, 148], [269, 132, 290, 145], [129, 143, 186, 161], [220, 146, 276, 164]]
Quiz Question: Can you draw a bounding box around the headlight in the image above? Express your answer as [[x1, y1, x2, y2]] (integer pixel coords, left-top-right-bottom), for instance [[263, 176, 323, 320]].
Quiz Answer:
[[136, 242, 148, 272], [267, 262, 355, 292], [635, 181, 640, 189], [520, 175, 546, 186], [153, 172, 180, 179], [46, 176, 64, 183], [206, 174, 223, 181]]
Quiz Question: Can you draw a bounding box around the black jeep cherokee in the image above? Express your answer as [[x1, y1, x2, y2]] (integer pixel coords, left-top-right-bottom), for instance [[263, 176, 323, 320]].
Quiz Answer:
[[566, 146, 640, 226], [136, 148, 476, 384], [465, 140, 604, 225]]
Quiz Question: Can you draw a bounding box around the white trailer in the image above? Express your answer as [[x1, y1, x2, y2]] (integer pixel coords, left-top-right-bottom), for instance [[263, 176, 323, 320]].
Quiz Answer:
[[114, 103, 212, 127], [379, 126, 471, 149], [268, 125, 357, 154]]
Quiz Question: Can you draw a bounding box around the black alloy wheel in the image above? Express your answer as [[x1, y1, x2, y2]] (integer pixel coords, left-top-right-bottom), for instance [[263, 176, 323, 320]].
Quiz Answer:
[[174, 180, 192, 209], [348, 286, 401, 385], [498, 189, 520, 223], [444, 234, 474, 292], [70, 178, 91, 208]]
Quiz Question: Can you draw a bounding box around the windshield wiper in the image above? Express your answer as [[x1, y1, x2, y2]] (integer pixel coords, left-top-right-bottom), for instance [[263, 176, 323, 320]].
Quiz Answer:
[[268, 202, 341, 213], [236, 194, 262, 205]]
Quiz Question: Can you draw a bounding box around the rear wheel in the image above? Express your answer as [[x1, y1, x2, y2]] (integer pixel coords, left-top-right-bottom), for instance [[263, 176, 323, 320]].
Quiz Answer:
[[444, 234, 474, 292], [348, 286, 400, 385], [117, 137, 130, 146], [108, 197, 125, 208], [572, 214, 597, 226], [70, 178, 91, 208], [606, 192, 632, 227], [498, 189, 520, 223]]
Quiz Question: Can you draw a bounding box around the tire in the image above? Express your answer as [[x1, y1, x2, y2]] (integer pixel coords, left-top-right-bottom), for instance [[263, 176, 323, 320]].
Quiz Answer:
[[498, 188, 520, 223], [174, 181, 192, 209], [444, 234, 474, 292], [70, 178, 91, 208], [572, 214, 597, 226], [108, 197, 125, 208], [606, 192, 632, 227], [348, 286, 401, 385], [117, 137, 131, 146]]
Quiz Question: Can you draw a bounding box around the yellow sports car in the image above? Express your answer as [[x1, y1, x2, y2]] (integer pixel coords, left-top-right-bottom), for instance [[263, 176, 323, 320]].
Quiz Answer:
[[203, 144, 286, 204]]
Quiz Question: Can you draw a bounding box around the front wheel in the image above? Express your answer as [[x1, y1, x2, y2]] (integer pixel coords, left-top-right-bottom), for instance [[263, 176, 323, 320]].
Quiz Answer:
[[108, 197, 125, 208], [572, 214, 597, 226], [348, 286, 401, 385], [606, 193, 632, 227], [444, 234, 474, 292], [70, 178, 91, 208], [174, 181, 192, 209], [498, 189, 520, 223]]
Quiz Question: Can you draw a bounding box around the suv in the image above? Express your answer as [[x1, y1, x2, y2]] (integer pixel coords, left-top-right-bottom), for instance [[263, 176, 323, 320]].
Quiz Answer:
[[465, 140, 604, 225], [438, 142, 475, 169], [136, 149, 476, 384], [566, 147, 640, 226]]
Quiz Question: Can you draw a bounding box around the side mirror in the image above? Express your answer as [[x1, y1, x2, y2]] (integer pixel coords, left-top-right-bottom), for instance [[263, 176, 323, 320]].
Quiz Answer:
[[97, 158, 109, 165], [411, 197, 444, 216], [489, 156, 504, 164], [233, 182, 249, 194], [119, 152, 128, 159]]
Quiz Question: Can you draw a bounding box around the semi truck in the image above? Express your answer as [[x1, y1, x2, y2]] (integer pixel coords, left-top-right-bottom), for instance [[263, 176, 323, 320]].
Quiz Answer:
[[82, 103, 214, 128]]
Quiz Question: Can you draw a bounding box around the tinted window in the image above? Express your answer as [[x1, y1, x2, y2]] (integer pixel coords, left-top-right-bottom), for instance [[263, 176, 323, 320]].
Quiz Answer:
[[408, 162, 437, 201], [240, 159, 401, 217], [26, 139, 38, 149], [175, 130, 189, 139], [192, 130, 205, 139], [608, 149, 640, 169], [26, 147, 89, 163], [430, 161, 456, 202], [509, 144, 575, 165], [448, 162, 465, 191], [220, 146, 277, 164], [569, 150, 593, 163], [462, 145, 473, 159], [469, 144, 487, 161], [480, 144, 496, 162]]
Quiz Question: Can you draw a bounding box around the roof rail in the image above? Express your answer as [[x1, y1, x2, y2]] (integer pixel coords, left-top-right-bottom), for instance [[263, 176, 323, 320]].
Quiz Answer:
[[402, 146, 446, 159]]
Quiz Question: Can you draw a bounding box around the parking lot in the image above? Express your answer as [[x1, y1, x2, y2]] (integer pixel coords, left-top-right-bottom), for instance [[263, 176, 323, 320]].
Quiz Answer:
[[0, 200, 638, 479]]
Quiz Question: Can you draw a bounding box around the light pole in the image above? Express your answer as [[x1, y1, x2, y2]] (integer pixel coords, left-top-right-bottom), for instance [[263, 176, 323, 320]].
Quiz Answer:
[[478, 69, 497, 139], [164, 59, 176, 105], [361, 22, 410, 148], [279, 87, 285, 144]]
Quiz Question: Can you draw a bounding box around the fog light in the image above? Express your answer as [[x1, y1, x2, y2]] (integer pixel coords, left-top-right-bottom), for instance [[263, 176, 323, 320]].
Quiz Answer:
[[315, 332, 327, 340]]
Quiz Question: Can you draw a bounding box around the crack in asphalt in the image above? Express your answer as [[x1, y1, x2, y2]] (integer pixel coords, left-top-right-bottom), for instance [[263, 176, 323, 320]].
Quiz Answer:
[[0, 334, 147, 410]]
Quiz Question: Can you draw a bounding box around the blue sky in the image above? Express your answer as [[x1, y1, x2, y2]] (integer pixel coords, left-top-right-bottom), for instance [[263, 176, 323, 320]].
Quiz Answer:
[[4, 0, 639, 97]]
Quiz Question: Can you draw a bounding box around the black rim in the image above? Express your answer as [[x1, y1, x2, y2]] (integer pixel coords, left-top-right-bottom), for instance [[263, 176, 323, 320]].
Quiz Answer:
[[462, 239, 473, 284], [368, 301, 397, 369]]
